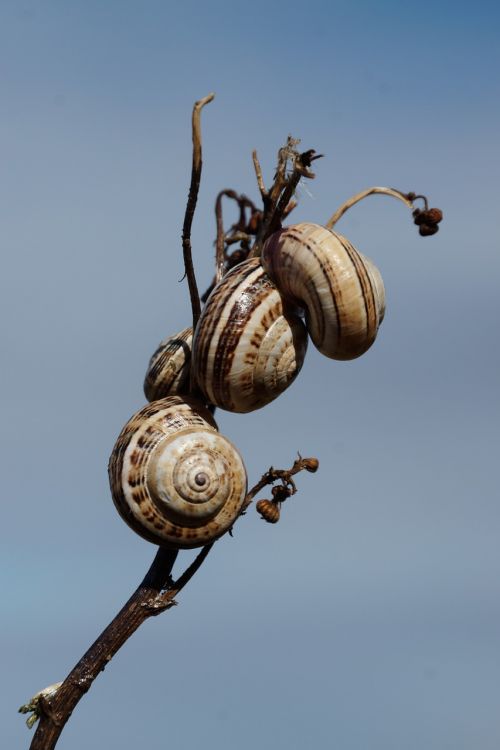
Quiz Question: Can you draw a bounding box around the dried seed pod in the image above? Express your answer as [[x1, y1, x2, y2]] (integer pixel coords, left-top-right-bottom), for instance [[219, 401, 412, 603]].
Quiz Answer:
[[418, 223, 439, 237], [413, 207, 443, 226], [256, 499, 280, 524], [302, 457, 319, 473]]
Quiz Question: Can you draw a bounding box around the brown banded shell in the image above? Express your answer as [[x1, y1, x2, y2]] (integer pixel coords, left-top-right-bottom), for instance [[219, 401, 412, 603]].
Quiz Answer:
[[262, 223, 385, 360], [192, 258, 308, 413], [144, 327, 193, 402], [256, 499, 280, 524], [108, 395, 247, 549]]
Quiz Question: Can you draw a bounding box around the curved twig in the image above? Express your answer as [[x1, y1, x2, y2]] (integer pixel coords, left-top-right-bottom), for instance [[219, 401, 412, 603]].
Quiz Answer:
[[252, 149, 268, 202], [325, 186, 415, 229], [182, 93, 215, 332], [215, 189, 239, 284], [242, 455, 319, 513], [326, 186, 442, 237]]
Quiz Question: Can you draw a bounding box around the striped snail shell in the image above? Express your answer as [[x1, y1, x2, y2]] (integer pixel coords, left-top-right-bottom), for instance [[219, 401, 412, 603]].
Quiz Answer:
[[262, 222, 385, 360], [192, 257, 308, 413], [108, 395, 247, 549], [144, 327, 193, 402]]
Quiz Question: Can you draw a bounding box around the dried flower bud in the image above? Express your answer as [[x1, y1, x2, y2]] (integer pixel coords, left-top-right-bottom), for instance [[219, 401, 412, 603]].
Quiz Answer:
[[300, 149, 323, 168], [418, 223, 439, 236], [413, 207, 443, 234], [226, 248, 247, 268], [412, 208, 425, 225], [272, 485, 291, 502], [426, 207, 443, 224], [302, 457, 319, 473], [256, 499, 280, 524], [247, 210, 263, 235]]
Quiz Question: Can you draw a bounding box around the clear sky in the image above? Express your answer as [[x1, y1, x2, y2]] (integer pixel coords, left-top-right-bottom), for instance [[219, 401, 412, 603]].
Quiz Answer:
[[1, 1, 499, 748]]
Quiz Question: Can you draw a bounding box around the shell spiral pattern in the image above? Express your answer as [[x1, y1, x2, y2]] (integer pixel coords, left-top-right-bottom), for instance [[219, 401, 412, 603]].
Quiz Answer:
[[192, 257, 308, 413], [144, 327, 193, 402], [108, 395, 247, 549], [262, 222, 385, 360]]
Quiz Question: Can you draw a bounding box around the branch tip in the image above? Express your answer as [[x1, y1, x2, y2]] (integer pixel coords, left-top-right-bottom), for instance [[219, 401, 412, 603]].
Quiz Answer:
[[325, 186, 443, 237], [195, 92, 215, 107], [182, 94, 215, 373]]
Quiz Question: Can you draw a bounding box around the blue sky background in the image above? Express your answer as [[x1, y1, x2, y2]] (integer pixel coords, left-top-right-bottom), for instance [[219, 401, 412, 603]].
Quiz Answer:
[[1, 1, 499, 748]]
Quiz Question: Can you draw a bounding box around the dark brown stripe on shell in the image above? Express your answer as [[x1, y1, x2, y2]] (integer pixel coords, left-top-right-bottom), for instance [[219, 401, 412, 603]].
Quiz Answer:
[[338, 235, 378, 342], [211, 268, 279, 409], [277, 227, 342, 348], [195, 259, 260, 387]]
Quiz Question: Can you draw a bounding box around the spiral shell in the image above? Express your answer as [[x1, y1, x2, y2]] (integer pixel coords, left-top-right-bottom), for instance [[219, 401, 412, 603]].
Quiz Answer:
[[262, 223, 385, 360], [144, 327, 193, 402], [192, 257, 308, 413], [108, 395, 247, 549]]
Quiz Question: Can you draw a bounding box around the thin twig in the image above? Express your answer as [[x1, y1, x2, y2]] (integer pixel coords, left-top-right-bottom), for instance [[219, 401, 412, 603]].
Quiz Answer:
[[282, 199, 298, 219], [209, 190, 260, 294], [215, 189, 239, 284], [265, 170, 303, 237], [325, 186, 442, 237], [224, 231, 252, 247], [153, 543, 213, 607], [325, 186, 415, 230], [242, 455, 319, 512], [251, 140, 321, 257], [182, 92, 215, 332], [251, 137, 297, 258], [252, 149, 267, 201], [271, 149, 321, 229]]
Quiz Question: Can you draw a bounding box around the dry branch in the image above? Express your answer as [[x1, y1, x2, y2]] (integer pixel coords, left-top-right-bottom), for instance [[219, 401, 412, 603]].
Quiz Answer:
[[182, 92, 214, 334], [23, 100, 321, 750], [24, 457, 316, 749]]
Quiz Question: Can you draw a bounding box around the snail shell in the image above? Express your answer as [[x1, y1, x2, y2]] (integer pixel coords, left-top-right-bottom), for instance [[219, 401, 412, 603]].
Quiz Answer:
[[108, 395, 247, 549], [262, 222, 385, 360], [144, 327, 193, 402], [192, 257, 308, 413]]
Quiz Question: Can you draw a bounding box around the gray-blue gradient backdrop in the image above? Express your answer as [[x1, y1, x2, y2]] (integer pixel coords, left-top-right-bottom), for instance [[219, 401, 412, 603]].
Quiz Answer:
[[2, 1, 499, 748]]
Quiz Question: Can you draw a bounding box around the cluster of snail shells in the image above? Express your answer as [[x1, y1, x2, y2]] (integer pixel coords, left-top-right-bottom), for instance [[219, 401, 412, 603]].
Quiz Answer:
[[192, 222, 385, 412], [109, 221, 385, 548]]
